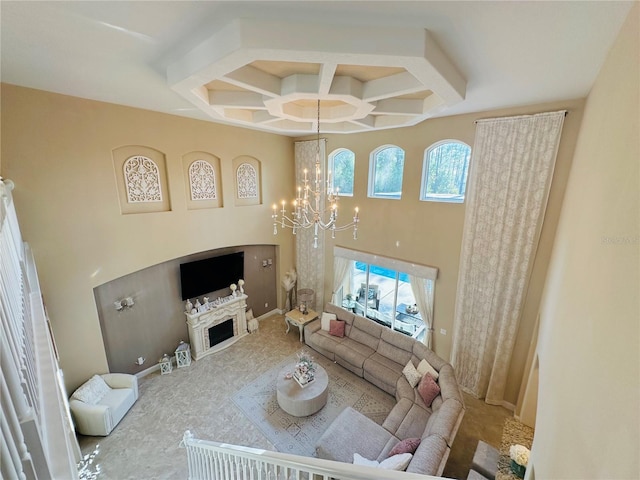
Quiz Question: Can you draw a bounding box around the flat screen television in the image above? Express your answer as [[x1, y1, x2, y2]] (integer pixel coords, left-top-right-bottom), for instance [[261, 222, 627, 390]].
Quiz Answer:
[[179, 252, 244, 300]]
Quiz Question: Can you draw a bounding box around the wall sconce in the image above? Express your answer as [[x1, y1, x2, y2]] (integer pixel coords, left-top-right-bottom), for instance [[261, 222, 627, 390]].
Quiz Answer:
[[114, 296, 135, 310], [261, 258, 273, 268]]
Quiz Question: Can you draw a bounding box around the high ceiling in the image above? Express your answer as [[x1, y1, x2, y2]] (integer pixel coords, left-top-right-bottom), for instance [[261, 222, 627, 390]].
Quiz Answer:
[[0, 1, 634, 136]]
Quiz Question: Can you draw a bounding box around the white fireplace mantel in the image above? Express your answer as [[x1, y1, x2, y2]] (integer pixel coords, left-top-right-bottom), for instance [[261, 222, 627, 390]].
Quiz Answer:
[[184, 294, 248, 360]]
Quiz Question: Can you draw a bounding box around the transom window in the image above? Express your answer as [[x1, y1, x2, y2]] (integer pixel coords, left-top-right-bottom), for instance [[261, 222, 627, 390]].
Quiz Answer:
[[420, 140, 471, 203], [328, 148, 355, 196], [368, 145, 405, 199]]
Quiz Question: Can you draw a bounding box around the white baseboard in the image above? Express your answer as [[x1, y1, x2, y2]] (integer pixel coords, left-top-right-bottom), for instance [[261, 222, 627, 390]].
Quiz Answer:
[[256, 308, 282, 321]]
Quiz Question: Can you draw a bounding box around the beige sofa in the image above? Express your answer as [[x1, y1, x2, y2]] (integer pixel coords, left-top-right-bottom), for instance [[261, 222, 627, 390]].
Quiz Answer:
[[305, 303, 465, 476]]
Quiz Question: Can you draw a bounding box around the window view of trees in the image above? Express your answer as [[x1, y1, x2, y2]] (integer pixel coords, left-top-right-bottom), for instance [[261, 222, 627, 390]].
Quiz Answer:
[[329, 149, 354, 196], [421, 141, 471, 203], [370, 146, 405, 199]]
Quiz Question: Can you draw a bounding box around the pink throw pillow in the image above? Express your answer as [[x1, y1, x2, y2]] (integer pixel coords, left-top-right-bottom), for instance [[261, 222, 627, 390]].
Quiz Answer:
[[388, 437, 421, 457], [329, 319, 345, 337], [417, 374, 440, 407]]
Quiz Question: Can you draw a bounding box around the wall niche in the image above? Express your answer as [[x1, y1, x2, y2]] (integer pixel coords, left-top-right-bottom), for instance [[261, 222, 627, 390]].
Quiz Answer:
[[94, 244, 277, 375]]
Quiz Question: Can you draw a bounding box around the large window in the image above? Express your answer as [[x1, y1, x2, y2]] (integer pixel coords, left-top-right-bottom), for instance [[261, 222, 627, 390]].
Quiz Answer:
[[328, 148, 355, 196], [420, 140, 471, 203], [368, 145, 405, 199], [333, 247, 437, 344]]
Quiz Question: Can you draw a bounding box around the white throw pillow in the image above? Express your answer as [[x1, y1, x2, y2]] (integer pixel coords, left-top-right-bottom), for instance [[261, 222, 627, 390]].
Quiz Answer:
[[353, 453, 413, 471], [379, 453, 413, 470], [353, 453, 380, 467], [417, 358, 439, 381], [321, 312, 336, 331], [402, 361, 422, 388], [72, 375, 111, 405]]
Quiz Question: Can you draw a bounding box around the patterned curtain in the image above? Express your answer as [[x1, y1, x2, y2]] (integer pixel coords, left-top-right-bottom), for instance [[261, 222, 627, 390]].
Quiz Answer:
[[451, 111, 565, 405], [294, 139, 327, 310]]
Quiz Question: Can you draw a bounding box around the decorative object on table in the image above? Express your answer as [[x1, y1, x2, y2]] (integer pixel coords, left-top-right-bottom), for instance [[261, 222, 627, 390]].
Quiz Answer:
[[230, 283, 237, 296], [175, 340, 191, 368], [203, 297, 209, 306], [246, 308, 259, 333], [406, 304, 419, 314], [293, 352, 316, 387], [77, 444, 101, 480], [185, 299, 193, 312], [194, 299, 201, 310], [509, 444, 530, 478], [159, 354, 173, 375], [281, 269, 297, 311], [238, 279, 245, 294], [271, 99, 360, 249], [298, 288, 314, 312]]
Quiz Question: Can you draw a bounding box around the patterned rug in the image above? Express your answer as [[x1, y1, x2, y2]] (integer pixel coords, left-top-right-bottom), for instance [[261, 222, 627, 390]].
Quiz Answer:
[[232, 348, 395, 457]]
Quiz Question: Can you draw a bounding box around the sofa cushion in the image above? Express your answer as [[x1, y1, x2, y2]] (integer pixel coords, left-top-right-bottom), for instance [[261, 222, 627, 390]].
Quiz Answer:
[[393, 403, 432, 440], [334, 338, 375, 370], [325, 303, 355, 336], [388, 437, 421, 457], [406, 434, 449, 476], [402, 361, 422, 388], [417, 374, 440, 407], [412, 342, 447, 371], [100, 388, 136, 427], [424, 398, 464, 447], [437, 364, 464, 405], [72, 375, 111, 405], [364, 353, 404, 395], [395, 375, 414, 402], [349, 316, 383, 350], [378, 329, 414, 365], [329, 319, 345, 337], [316, 407, 398, 463]]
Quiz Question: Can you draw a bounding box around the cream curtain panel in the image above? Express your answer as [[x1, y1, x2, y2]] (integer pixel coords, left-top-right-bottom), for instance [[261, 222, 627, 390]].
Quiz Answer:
[[451, 111, 565, 405], [331, 256, 352, 304], [294, 139, 327, 310], [409, 275, 434, 349]]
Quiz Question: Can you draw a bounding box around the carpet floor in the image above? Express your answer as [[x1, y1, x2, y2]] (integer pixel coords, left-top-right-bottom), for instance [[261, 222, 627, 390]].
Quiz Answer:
[[232, 348, 395, 456], [77, 314, 512, 479]]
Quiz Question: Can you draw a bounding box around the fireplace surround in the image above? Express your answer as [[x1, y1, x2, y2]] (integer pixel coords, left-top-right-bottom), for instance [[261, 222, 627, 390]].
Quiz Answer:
[[184, 294, 248, 360]]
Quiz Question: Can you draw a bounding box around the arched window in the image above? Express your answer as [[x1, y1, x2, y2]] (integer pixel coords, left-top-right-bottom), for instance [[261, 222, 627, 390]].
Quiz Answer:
[[123, 155, 162, 203], [368, 145, 405, 199], [189, 160, 217, 201], [420, 140, 471, 203], [328, 148, 355, 196], [236, 163, 258, 199]]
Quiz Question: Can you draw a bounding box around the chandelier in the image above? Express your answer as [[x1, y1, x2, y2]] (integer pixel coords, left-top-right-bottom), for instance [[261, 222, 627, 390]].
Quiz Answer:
[[272, 100, 360, 248]]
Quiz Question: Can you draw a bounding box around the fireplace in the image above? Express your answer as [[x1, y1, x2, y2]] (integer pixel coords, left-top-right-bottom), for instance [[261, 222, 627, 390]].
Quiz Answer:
[[208, 319, 234, 348], [184, 294, 248, 360]]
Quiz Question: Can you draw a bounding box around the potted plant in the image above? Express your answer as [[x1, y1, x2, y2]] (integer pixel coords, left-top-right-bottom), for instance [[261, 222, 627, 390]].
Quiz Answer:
[[509, 444, 530, 478]]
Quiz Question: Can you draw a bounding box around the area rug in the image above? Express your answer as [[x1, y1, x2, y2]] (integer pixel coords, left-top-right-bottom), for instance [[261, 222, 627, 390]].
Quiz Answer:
[[232, 348, 395, 457]]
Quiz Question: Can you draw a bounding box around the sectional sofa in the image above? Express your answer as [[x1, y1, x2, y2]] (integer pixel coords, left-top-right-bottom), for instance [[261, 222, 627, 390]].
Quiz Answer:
[[304, 303, 465, 476]]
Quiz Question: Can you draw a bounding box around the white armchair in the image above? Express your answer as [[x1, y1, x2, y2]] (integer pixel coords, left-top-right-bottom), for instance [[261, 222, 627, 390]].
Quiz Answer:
[[69, 373, 138, 436]]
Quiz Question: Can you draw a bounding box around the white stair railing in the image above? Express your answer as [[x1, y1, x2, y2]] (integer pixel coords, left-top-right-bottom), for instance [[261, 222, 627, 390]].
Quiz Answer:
[[180, 431, 441, 480]]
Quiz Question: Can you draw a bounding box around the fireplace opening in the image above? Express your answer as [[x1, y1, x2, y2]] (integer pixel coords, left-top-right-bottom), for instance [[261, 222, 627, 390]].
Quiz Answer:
[[208, 319, 234, 348]]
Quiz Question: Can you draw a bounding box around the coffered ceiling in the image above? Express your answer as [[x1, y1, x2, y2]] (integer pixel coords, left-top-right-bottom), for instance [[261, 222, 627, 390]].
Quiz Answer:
[[0, 1, 634, 136]]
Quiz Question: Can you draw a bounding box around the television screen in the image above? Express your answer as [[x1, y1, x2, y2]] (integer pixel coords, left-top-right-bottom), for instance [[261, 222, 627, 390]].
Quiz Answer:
[[179, 252, 244, 300]]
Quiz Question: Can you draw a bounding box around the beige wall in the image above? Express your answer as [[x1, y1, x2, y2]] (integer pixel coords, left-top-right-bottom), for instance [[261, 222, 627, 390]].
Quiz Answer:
[[2, 83, 585, 406], [532, 5, 639, 479], [0, 85, 296, 390], [316, 98, 584, 406]]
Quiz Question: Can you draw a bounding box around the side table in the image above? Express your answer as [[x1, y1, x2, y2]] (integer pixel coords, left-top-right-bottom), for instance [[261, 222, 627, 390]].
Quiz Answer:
[[284, 308, 318, 342]]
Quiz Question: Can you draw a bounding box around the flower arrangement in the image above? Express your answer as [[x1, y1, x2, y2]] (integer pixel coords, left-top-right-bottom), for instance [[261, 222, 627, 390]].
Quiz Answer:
[[293, 352, 316, 387], [509, 444, 530, 478], [230, 283, 237, 296]]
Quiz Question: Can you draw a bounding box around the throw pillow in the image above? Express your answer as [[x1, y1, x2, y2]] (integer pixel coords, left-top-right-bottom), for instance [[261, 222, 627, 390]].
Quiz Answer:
[[72, 375, 111, 405], [329, 319, 345, 337], [388, 437, 421, 457], [417, 373, 440, 407], [417, 358, 439, 380], [353, 453, 379, 468], [321, 312, 336, 331], [379, 453, 413, 470], [353, 453, 413, 471], [402, 361, 422, 388]]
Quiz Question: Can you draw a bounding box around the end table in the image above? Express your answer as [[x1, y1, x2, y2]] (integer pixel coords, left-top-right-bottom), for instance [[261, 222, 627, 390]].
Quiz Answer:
[[284, 308, 318, 342]]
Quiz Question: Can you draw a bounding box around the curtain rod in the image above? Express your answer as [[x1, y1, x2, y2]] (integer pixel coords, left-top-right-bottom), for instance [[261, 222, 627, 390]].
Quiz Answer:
[[474, 110, 568, 124]]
